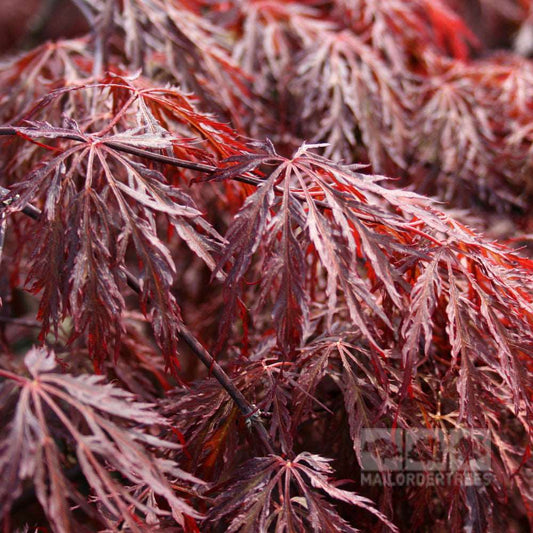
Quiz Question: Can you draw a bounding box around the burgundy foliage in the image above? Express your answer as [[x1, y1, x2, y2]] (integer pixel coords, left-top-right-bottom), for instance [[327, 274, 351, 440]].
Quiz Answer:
[[0, 0, 532, 531]]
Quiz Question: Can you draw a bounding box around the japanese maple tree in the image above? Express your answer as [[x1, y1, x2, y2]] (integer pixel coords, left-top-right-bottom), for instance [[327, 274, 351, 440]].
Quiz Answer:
[[0, 0, 532, 532]]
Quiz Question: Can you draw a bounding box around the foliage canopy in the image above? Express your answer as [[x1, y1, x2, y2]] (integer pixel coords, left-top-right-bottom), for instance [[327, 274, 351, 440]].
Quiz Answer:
[[0, 0, 532, 531]]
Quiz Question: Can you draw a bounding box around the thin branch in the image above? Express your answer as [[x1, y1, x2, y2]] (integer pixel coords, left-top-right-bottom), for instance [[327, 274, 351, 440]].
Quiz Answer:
[[1, 184, 41, 220], [122, 269, 274, 454], [0, 126, 263, 188]]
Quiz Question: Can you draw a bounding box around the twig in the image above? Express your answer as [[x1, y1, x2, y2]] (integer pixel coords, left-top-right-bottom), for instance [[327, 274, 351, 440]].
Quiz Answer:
[[122, 270, 274, 454], [0, 126, 263, 188]]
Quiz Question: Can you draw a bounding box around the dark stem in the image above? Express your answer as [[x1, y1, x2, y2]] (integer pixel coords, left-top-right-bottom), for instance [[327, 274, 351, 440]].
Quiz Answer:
[[0, 184, 41, 220], [0, 126, 263, 188], [122, 270, 274, 454]]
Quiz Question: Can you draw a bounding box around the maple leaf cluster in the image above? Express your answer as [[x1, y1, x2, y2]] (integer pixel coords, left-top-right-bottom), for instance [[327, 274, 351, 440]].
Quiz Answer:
[[0, 0, 532, 531]]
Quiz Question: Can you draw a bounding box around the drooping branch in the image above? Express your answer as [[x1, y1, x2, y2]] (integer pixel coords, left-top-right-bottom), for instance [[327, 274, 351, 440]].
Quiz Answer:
[[0, 181, 275, 456], [0, 125, 388, 226]]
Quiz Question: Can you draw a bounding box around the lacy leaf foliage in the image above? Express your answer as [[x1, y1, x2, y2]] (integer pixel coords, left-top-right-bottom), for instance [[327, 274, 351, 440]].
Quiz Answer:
[[0, 0, 532, 532], [0, 348, 200, 532]]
